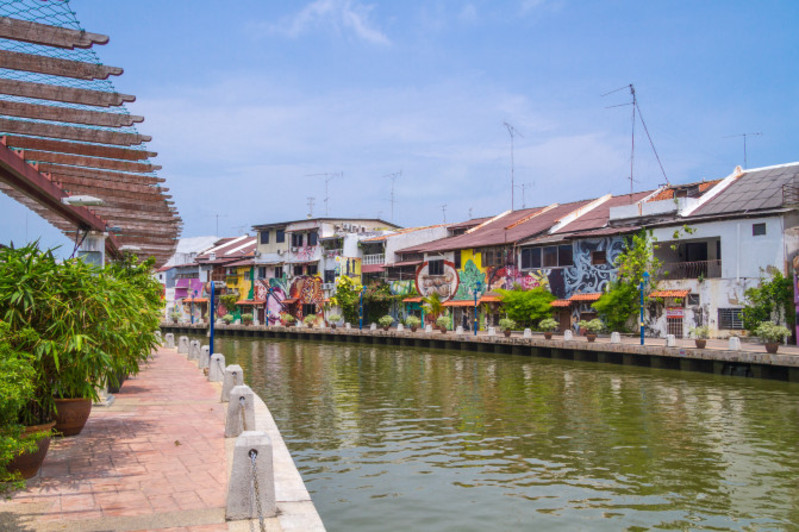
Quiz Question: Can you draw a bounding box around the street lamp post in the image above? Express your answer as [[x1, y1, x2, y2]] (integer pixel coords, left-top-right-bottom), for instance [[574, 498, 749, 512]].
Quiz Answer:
[[473, 281, 482, 336], [209, 281, 215, 355], [640, 271, 650, 345], [190, 289, 197, 325]]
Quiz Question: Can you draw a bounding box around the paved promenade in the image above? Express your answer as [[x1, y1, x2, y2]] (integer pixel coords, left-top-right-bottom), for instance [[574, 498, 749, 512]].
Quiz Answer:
[[0, 346, 308, 531]]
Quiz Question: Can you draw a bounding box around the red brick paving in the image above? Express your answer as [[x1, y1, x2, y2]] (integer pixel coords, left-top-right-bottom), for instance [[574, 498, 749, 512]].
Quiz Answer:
[[3, 347, 229, 531]]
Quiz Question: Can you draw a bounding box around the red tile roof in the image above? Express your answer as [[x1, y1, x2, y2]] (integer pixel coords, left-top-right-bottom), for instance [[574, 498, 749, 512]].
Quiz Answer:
[[550, 299, 571, 307], [649, 289, 690, 298], [568, 293, 602, 301]]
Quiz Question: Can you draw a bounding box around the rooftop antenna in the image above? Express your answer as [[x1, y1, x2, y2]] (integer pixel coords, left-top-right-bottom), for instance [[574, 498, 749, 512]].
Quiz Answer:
[[516, 182, 532, 208], [503, 122, 523, 210], [603, 83, 669, 193], [383, 170, 402, 221], [214, 213, 228, 236], [306, 196, 315, 218], [305, 172, 342, 216], [441, 204, 447, 223], [468, 207, 473, 219], [724, 132, 761, 169]]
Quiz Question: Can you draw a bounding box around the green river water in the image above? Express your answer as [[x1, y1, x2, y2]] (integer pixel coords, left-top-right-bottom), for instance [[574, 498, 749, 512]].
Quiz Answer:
[[209, 336, 799, 531]]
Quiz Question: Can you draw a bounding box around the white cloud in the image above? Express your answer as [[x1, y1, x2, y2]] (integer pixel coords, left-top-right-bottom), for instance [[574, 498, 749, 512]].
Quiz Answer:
[[270, 0, 390, 46]]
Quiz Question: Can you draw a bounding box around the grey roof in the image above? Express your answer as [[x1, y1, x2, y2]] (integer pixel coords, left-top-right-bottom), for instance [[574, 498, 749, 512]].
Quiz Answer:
[[692, 163, 799, 217]]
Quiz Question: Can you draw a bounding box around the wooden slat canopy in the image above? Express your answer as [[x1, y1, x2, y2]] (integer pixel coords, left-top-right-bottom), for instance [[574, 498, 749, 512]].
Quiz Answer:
[[0, 12, 180, 267]]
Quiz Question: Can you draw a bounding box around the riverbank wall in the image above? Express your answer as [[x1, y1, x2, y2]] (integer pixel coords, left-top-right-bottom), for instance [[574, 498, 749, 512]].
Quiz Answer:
[[164, 323, 799, 383]]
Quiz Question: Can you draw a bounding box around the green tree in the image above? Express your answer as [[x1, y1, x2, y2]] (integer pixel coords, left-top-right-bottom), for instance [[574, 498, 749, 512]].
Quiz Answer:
[[496, 287, 555, 328], [741, 268, 795, 335], [592, 281, 639, 332], [330, 276, 361, 325], [422, 292, 446, 321]]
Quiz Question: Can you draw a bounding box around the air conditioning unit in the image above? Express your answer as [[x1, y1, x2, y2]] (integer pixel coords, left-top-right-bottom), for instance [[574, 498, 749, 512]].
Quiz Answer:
[[342, 223, 351, 231], [322, 282, 335, 290], [291, 247, 298, 252], [277, 249, 284, 255]]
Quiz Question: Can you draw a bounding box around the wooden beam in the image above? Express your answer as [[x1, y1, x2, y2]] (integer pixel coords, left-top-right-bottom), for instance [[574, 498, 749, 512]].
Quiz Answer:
[[0, 79, 135, 108], [3, 136, 155, 161], [0, 49, 122, 80], [0, 16, 109, 49], [42, 165, 164, 184], [0, 100, 143, 128], [0, 118, 150, 146], [50, 175, 168, 196], [21, 150, 161, 173]]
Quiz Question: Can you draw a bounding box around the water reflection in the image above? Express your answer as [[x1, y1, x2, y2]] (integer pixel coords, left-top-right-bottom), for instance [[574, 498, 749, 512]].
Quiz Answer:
[[209, 336, 799, 531]]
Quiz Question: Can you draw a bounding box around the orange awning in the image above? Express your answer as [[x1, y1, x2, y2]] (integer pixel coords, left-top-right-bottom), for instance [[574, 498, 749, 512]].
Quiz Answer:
[[282, 298, 299, 304], [183, 297, 208, 303], [649, 289, 691, 298], [235, 300, 264, 305], [403, 297, 422, 303], [550, 299, 571, 307], [568, 292, 602, 302], [479, 295, 501, 303], [444, 300, 476, 307]]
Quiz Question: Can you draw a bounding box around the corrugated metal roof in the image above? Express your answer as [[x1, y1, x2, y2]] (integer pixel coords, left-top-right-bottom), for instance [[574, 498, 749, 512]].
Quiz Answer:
[[553, 191, 653, 234], [692, 163, 799, 216], [360, 224, 448, 242]]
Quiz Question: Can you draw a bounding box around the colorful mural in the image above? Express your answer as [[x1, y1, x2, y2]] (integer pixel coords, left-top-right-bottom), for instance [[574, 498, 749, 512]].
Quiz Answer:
[[390, 280, 416, 296], [415, 260, 460, 301]]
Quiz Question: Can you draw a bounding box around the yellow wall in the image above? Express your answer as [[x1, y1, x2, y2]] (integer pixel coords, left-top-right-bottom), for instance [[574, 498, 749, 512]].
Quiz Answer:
[[226, 265, 253, 299]]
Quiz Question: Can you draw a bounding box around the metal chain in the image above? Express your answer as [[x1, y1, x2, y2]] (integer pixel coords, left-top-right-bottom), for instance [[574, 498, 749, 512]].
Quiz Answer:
[[249, 449, 266, 532]]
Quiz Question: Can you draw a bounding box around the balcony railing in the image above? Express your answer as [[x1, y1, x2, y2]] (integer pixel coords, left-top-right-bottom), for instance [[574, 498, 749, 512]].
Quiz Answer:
[[658, 260, 722, 280], [363, 253, 385, 265]]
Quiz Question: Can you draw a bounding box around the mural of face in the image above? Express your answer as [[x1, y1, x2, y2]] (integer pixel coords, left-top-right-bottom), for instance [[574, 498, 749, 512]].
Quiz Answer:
[[415, 260, 460, 301]]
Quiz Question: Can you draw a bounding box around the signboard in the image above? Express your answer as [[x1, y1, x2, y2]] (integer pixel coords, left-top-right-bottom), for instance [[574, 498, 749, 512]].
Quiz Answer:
[[666, 307, 684, 319]]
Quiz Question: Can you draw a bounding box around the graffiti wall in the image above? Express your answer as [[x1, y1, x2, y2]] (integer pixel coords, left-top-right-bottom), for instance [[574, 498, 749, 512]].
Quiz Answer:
[[415, 260, 460, 301], [390, 280, 416, 296]]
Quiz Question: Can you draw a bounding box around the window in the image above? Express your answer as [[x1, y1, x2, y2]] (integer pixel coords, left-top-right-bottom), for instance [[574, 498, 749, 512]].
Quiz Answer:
[[291, 233, 304, 247], [307, 264, 318, 275], [521, 245, 573, 269], [687, 294, 700, 306], [481, 247, 508, 267], [558, 245, 573, 267], [718, 308, 743, 330], [257, 267, 266, 279], [542, 246, 558, 267], [274, 266, 283, 278], [753, 223, 766, 236], [259, 230, 270, 245], [293, 265, 304, 276], [308, 231, 318, 246], [428, 259, 444, 275], [591, 251, 607, 265], [521, 248, 541, 269], [453, 250, 461, 269], [324, 269, 336, 283], [276, 229, 285, 243]]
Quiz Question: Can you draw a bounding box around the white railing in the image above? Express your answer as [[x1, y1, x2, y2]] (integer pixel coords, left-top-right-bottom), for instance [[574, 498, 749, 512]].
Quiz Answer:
[[363, 253, 385, 265]]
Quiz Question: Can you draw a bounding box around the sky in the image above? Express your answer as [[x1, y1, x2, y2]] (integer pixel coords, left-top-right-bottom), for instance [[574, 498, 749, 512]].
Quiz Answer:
[[2, 0, 798, 253]]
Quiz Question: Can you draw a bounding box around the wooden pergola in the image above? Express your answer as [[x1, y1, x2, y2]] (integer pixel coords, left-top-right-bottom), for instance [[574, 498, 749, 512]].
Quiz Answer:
[[0, 11, 180, 266]]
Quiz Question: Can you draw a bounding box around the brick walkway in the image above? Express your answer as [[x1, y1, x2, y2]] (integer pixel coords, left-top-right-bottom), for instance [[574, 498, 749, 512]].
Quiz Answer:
[[1, 347, 230, 532]]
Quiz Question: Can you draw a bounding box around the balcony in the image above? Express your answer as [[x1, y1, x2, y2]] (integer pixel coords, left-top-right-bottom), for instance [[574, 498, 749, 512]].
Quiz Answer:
[[658, 260, 721, 280], [363, 253, 385, 265]]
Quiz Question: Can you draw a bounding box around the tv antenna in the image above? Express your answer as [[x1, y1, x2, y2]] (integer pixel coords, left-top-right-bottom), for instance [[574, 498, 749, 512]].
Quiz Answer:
[[306, 197, 315, 218], [723, 132, 761, 169], [603, 83, 669, 193], [305, 172, 342, 216], [503, 121, 523, 210], [213, 213, 228, 236], [441, 203, 447, 223], [383, 170, 402, 221], [515, 182, 533, 208]]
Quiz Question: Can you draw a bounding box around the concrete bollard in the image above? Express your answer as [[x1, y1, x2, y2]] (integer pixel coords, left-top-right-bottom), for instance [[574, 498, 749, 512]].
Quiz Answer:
[[425, 324, 433, 333], [209, 353, 226, 382], [188, 340, 201, 361], [199, 345, 210, 369], [523, 328, 532, 338], [610, 332, 621, 344], [564, 330, 574, 341], [155, 330, 162, 344], [487, 327, 496, 337], [221, 365, 244, 402], [666, 334, 676, 347], [397, 324, 404, 332], [456, 326, 464, 335], [178, 336, 189, 354], [370, 323, 377, 331], [225, 385, 256, 437], [729, 337, 741, 351], [165, 333, 175, 349], [226, 431, 276, 520], [216, 319, 225, 327], [345, 322, 351, 329]]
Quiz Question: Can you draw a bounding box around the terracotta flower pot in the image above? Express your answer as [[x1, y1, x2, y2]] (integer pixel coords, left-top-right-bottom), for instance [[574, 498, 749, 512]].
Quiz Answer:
[[503, 330, 512, 338], [439, 327, 448, 333], [7, 421, 55, 479], [586, 333, 597, 343], [331, 323, 337, 330], [694, 339, 707, 349], [544, 332, 553, 340], [765, 342, 779, 354], [54, 398, 92, 437], [411, 326, 418, 332]]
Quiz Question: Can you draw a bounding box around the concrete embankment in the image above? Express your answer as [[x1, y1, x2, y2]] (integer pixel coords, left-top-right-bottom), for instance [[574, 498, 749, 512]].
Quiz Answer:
[[165, 322, 799, 383], [0, 344, 325, 531]]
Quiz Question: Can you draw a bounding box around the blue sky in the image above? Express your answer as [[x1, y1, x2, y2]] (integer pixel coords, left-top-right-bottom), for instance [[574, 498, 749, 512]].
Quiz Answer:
[[2, 0, 798, 252]]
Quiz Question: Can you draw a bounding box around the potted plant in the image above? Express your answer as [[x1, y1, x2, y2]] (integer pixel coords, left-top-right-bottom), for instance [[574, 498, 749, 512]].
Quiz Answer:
[[498, 318, 517, 338], [280, 313, 296, 327], [327, 313, 342, 329], [241, 312, 253, 326], [303, 314, 317, 328], [690, 325, 710, 348], [539, 318, 559, 340], [755, 322, 791, 353], [169, 309, 181, 324], [578, 319, 604, 342], [405, 315, 421, 332], [222, 313, 234, 325], [378, 315, 394, 331], [436, 315, 452, 333]]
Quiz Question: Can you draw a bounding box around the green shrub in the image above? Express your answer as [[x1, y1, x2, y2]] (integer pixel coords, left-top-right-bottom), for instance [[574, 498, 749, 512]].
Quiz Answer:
[[327, 313, 342, 323], [690, 325, 710, 339], [496, 287, 555, 327], [498, 318, 517, 331], [222, 314, 234, 324], [378, 315, 394, 328], [593, 281, 639, 332], [755, 322, 791, 343], [404, 315, 421, 328], [436, 315, 452, 329], [538, 318, 558, 331], [578, 319, 604, 334], [303, 314, 317, 326], [241, 312, 253, 323]]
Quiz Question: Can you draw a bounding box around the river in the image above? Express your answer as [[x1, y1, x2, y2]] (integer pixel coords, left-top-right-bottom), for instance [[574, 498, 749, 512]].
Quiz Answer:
[[209, 336, 799, 531]]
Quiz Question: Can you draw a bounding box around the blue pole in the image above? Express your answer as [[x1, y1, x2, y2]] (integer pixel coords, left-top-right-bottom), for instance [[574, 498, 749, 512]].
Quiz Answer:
[[639, 280, 644, 345], [473, 289, 478, 336], [265, 287, 270, 327], [210, 281, 215, 355]]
